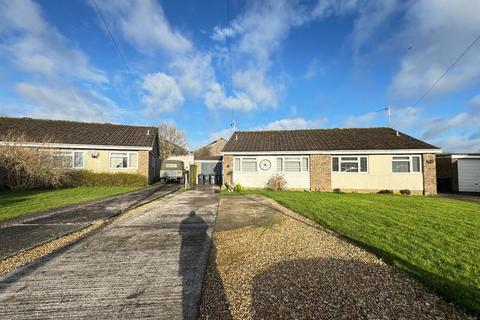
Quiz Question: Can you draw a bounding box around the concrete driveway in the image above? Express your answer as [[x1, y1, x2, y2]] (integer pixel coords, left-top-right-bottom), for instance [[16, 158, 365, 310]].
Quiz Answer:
[[0, 188, 218, 320]]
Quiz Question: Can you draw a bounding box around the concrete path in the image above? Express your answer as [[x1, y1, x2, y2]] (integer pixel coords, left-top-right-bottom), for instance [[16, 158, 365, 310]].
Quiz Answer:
[[0, 188, 218, 319], [0, 183, 180, 259]]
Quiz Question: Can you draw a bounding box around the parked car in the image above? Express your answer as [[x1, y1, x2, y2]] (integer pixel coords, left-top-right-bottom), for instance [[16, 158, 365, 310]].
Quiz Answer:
[[160, 160, 185, 183]]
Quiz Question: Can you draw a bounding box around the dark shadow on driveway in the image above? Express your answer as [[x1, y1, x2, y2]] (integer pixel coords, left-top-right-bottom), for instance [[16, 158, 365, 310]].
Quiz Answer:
[[180, 211, 227, 320]]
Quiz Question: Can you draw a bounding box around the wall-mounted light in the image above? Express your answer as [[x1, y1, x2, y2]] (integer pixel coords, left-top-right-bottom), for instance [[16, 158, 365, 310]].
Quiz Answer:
[[89, 150, 99, 158], [426, 159, 434, 164]]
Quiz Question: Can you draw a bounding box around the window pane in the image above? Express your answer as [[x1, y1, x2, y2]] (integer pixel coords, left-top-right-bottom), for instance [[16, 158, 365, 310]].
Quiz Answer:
[[285, 160, 301, 172], [392, 161, 410, 172], [412, 156, 421, 172], [276, 158, 283, 171], [332, 157, 339, 172], [111, 153, 127, 168], [242, 160, 257, 172], [54, 151, 73, 168], [74, 152, 83, 168], [234, 158, 240, 171], [360, 157, 367, 172], [341, 162, 358, 172], [129, 153, 138, 168], [393, 156, 410, 160], [302, 157, 308, 171], [341, 157, 358, 161]]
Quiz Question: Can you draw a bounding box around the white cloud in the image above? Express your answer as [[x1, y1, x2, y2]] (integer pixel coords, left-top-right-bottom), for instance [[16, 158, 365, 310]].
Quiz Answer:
[[343, 112, 377, 128], [433, 135, 480, 153], [141, 73, 184, 113], [257, 117, 327, 131], [91, 0, 191, 55], [169, 53, 214, 98], [0, 0, 107, 84], [233, 69, 279, 108], [389, 0, 480, 99], [16, 82, 118, 122], [204, 82, 255, 111]]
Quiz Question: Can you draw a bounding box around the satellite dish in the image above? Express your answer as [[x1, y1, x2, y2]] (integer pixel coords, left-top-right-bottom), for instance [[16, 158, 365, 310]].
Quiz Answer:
[[89, 150, 99, 158]]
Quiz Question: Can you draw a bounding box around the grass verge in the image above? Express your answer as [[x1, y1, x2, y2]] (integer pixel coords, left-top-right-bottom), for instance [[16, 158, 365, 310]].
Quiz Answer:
[[224, 190, 480, 314], [0, 186, 140, 222]]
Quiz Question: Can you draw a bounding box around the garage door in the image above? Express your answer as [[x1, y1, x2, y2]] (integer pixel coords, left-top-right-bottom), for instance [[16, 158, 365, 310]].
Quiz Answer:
[[458, 159, 480, 192]]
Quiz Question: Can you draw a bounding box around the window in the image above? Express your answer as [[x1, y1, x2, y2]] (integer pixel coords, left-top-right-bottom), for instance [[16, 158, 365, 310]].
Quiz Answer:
[[392, 155, 421, 173], [276, 156, 309, 172], [109, 152, 138, 169], [241, 157, 257, 172], [53, 151, 84, 169], [234, 158, 241, 171], [332, 156, 368, 173]]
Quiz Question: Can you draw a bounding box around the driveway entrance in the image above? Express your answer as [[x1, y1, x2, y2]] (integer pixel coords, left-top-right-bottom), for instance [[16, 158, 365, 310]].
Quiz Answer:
[[0, 189, 218, 320]]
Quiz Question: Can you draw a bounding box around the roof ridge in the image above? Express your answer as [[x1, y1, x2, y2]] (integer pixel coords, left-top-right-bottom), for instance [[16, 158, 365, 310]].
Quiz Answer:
[[0, 116, 157, 130], [234, 127, 392, 133]]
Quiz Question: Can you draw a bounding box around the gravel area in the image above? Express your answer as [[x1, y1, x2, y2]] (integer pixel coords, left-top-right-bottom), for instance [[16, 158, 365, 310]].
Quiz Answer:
[[200, 195, 474, 320]]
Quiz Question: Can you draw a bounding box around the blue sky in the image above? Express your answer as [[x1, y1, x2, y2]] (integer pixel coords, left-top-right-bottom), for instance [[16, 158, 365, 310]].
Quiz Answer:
[[0, 0, 479, 151]]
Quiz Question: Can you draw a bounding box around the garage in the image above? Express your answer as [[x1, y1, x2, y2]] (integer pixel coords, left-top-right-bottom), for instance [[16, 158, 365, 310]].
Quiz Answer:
[[437, 154, 480, 193], [458, 158, 480, 192]]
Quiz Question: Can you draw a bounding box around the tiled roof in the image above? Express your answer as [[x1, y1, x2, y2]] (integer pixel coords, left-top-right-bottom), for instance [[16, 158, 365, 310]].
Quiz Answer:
[[0, 117, 157, 148], [223, 128, 439, 152]]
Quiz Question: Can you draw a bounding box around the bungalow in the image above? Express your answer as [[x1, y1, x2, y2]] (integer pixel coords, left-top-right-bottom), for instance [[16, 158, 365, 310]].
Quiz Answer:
[[0, 117, 160, 183], [222, 128, 442, 195]]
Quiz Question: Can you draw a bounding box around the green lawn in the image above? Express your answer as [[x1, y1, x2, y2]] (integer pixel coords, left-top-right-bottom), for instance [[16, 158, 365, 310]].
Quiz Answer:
[[227, 190, 480, 314], [0, 186, 140, 222]]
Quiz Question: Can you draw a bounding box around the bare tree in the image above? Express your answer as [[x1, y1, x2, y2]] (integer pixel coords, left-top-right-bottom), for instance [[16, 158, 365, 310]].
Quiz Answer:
[[157, 122, 188, 159], [0, 131, 69, 191]]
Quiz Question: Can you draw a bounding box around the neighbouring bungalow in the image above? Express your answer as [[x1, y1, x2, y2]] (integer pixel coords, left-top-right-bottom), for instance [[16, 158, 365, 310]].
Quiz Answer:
[[0, 117, 160, 183], [194, 138, 226, 184], [222, 128, 441, 195], [436, 153, 480, 193]]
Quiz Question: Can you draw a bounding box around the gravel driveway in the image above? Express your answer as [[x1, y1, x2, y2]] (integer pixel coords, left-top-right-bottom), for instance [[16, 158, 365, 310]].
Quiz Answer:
[[200, 194, 473, 320]]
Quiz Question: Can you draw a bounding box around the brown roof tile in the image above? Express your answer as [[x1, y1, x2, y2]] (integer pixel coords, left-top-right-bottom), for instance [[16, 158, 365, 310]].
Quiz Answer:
[[0, 117, 157, 148], [223, 128, 439, 152]]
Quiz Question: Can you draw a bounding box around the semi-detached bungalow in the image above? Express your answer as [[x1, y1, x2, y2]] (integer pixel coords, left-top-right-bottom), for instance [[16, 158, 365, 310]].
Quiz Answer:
[[0, 117, 160, 183], [222, 128, 442, 195]]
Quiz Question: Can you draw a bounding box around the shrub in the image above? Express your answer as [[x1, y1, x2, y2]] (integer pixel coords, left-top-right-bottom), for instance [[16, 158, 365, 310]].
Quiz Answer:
[[67, 170, 148, 187], [400, 189, 412, 195], [265, 174, 287, 191], [0, 131, 69, 191], [377, 189, 394, 194], [333, 188, 342, 193], [233, 183, 242, 192]]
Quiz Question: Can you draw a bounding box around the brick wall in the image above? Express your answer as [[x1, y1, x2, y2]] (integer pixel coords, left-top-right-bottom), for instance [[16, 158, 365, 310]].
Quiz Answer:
[[423, 153, 437, 195], [138, 150, 150, 182], [223, 156, 233, 185], [310, 155, 331, 191]]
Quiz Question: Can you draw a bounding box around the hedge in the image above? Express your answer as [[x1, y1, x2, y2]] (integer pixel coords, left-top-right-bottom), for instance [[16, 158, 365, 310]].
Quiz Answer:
[[67, 170, 148, 187]]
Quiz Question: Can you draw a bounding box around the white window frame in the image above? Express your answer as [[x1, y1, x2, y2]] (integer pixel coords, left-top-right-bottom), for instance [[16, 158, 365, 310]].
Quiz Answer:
[[52, 150, 85, 169], [109, 151, 138, 169], [392, 155, 421, 173], [233, 157, 258, 173], [332, 156, 368, 173], [276, 156, 309, 173]]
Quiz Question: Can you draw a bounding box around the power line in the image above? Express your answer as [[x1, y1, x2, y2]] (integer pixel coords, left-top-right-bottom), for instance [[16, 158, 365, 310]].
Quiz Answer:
[[92, 0, 136, 84], [393, 33, 480, 127], [225, 0, 237, 132]]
